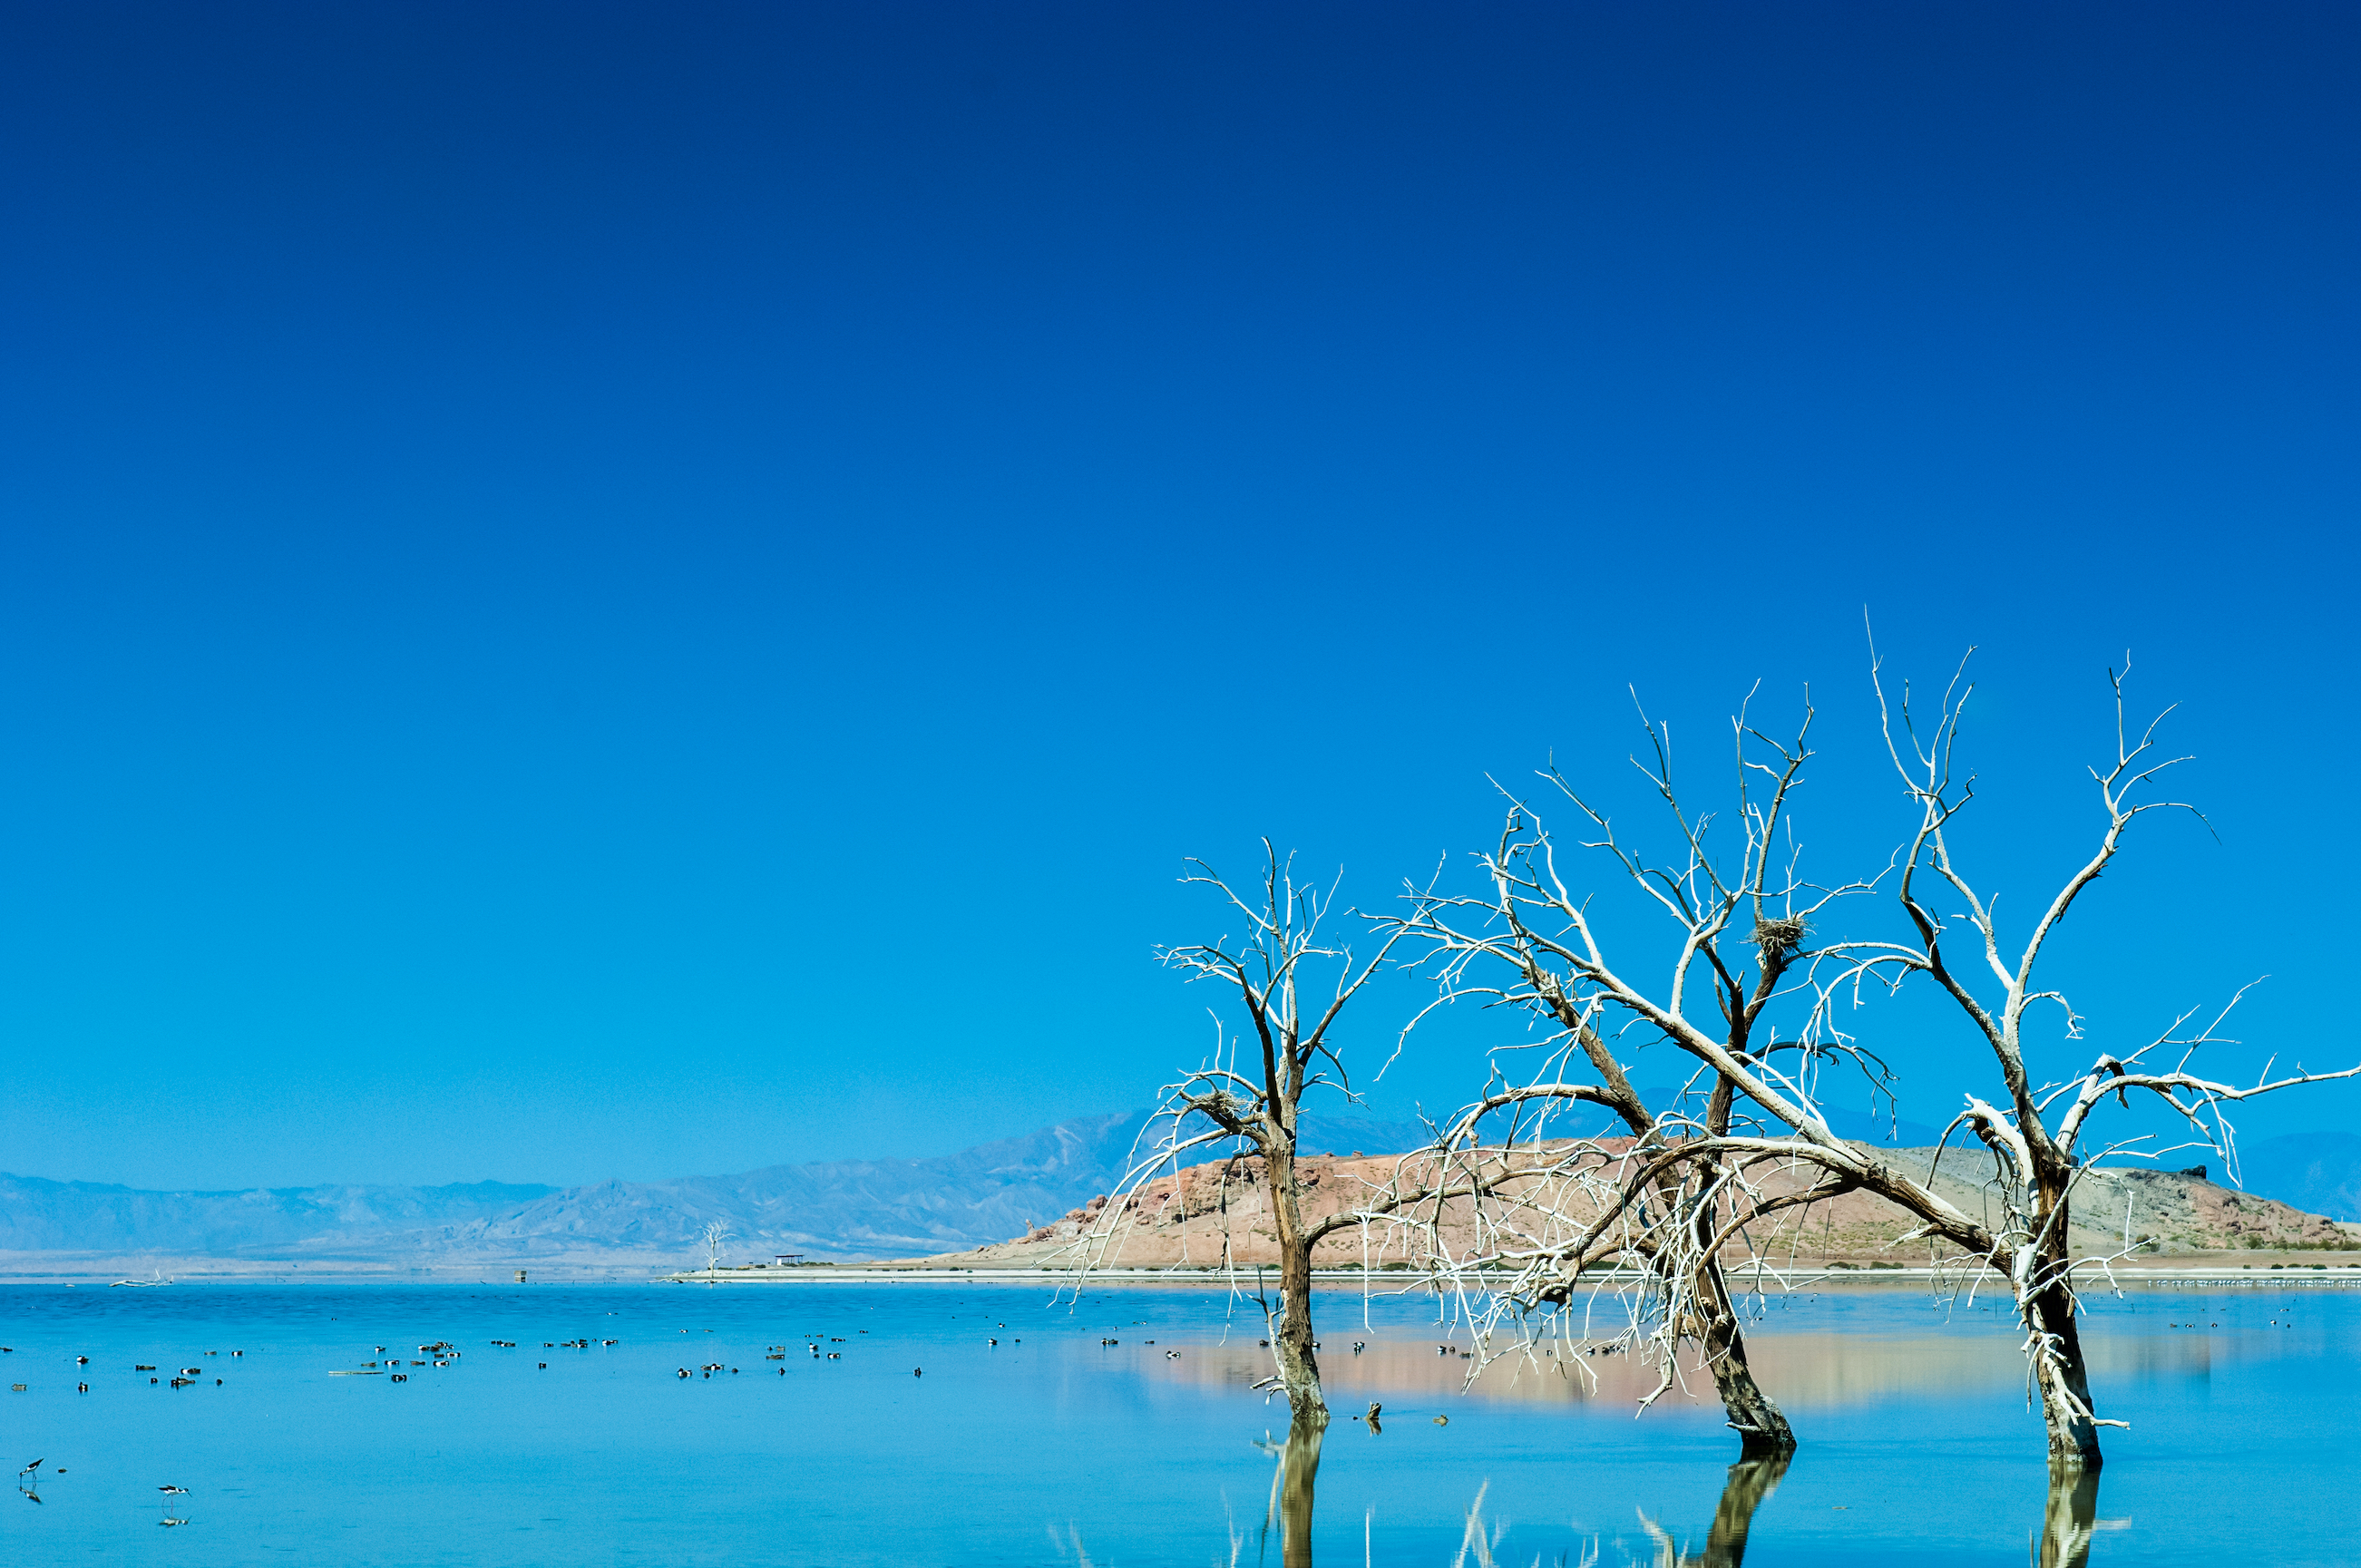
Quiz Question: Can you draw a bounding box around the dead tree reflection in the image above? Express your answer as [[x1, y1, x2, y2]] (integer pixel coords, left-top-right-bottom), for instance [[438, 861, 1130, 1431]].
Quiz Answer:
[[2034, 1466, 2102, 1568], [1635, 1453, 1790, 1567], [1252, 1426, 1324, 1568]]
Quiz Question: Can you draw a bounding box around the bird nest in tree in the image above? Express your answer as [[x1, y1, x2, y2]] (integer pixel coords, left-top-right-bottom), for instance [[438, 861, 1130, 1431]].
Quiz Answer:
[[1750, 915, 1809, 955]]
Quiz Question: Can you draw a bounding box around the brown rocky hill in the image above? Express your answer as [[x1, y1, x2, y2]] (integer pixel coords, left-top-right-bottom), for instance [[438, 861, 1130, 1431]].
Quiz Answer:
[[905, 1141, 2361, 1269]]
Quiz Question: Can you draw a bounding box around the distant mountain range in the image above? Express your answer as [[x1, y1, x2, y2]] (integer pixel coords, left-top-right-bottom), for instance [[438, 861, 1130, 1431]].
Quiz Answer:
[[0, 1109, 1428, 1268], [2, 1111, 2350, 1270]]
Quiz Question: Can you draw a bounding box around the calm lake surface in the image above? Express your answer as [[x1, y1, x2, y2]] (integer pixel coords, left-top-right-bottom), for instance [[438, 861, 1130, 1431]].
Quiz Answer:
[[1, 1276, 2354, 1564]]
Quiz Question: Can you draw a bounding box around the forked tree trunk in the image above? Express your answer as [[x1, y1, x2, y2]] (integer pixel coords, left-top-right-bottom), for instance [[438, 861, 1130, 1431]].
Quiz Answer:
[[1694, 1257, 1796, 1456], [1264, 1138, 1330, 1435], [1689, 1102, 1796, 1455]]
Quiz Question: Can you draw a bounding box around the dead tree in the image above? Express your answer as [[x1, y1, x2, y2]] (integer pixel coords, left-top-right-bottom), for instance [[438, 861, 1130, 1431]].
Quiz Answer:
[[1801, 651, 2361, 1466], [1089, 842, 1420, 1437], [1371, 692, 1878, 1454], [1373, 657, 2357, 1472]]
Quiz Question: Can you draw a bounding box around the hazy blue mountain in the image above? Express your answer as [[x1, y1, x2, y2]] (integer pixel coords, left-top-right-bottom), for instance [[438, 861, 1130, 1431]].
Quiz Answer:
[[440, 1109, 1434, 1261], [0, 1174, 555, 1255], [0, 1110, 1431, 1264]]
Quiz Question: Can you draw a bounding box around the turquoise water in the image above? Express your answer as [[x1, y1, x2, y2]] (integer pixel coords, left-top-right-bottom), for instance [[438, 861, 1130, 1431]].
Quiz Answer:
[[0, 1278, 2353, 1563]]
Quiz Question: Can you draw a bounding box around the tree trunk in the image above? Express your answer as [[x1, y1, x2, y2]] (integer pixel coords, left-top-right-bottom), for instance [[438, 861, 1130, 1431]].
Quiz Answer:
[[1695, 1257, 1796, 1456], [2017, 1169, 2102, 1469], [1693, 1078, 1795, 1455], [1264, 1139, 1330, 1435], [2024, 1271, 2102, 1469]]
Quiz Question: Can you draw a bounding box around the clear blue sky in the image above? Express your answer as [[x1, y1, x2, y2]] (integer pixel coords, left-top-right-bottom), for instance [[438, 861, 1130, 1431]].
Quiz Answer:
[[2, 3, 2353, 1189]]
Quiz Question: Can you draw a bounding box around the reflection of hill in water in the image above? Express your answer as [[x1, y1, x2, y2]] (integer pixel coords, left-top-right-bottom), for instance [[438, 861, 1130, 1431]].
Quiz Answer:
[[1101, 1316, 2244, 1411]]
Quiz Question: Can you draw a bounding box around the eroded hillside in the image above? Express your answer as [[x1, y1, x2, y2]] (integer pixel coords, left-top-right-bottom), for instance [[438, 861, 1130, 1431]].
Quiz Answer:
[[914, 1141, 2360, 1270]]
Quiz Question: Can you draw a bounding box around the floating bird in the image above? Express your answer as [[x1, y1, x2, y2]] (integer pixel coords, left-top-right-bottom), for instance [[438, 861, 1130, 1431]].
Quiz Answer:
[[1431, 1416, 1449, 1427], [159, 1485, 190, 1495], [1165, 1350, 1180, 1359], [987, 1339, 998, 1347], [74, 1356, 88, 1366], [912, 1367, 923, 1378]]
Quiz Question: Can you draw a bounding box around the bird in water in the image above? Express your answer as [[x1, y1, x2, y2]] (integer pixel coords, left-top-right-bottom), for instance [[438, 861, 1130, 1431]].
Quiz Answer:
[[1431, 1415, 1449, 1427], [1363, 1401, 1383, 1434], [159, 1485, 190, 1495], [912, 1368, 923, 1378]]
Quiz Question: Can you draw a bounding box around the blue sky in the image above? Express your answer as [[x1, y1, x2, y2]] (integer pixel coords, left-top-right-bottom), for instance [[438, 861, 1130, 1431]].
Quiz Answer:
[[1, 3, 2354, 1189]]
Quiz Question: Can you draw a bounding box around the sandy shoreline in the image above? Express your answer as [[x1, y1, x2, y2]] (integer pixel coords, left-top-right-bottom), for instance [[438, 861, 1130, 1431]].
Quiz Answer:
[[7, 1256, 2358, 1287]]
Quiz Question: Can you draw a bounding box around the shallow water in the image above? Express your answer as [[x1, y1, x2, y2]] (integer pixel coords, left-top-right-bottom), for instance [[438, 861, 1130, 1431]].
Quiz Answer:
[[0, 1276, 2354, 1564]]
